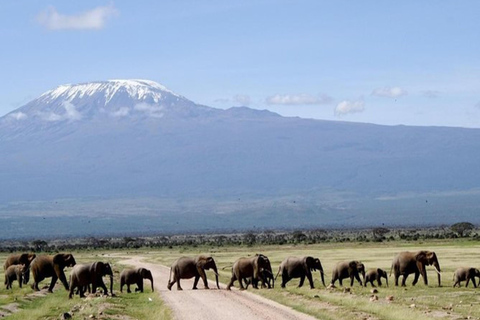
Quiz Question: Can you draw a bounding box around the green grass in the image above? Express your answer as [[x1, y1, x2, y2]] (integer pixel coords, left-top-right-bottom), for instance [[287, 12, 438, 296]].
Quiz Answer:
[[0, 251, 171, 320], [2, 239, 480, 319]]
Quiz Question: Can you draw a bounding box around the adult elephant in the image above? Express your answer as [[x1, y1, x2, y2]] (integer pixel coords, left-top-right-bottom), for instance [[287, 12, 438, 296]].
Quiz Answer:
[[244, 255, 274, 289], [69, 261, 113, 298], [120, 267, 154, 293], [30, 253, 76, 292], [167, 255, 219, 291], [364, 268, 388, 287], [453, 267, 480, 288], [275, 256, 325, 289], [391, 251, 441, 286], [331, 260, 365, 287], [4, 253, 36, 284], [226, 254, 271, 290]]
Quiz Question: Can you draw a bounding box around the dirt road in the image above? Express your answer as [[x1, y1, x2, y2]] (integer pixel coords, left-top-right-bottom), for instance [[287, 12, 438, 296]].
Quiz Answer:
[[118, 255, 317, 320]]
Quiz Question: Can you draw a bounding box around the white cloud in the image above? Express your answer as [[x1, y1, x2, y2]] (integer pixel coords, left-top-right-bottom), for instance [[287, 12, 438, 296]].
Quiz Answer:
[[7, 112, 27, 120], [134, 103, 164, 118], [40, 102, 82, 121], [266, 93, 332, 105], [335, 100, 365, 116], [112, 107, 130, 117], [371, 86, 407, 98], [234, 95, 251, 106], [63, 101, 82, 120], [37, 3, 118, 31]]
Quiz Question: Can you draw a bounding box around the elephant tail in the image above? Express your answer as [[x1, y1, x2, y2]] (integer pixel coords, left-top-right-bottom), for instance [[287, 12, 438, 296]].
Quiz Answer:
[[221, 265, 233, 271], [274, 266, 282, 281]]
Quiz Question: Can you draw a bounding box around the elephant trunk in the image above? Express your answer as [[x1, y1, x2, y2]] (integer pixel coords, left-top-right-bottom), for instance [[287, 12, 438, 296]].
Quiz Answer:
[[319, 269, 325, 287], [148, 274, 154, 292], [385, 274, 389, 287], [433, 261, 441, 286], [212, 265, 220, 289]]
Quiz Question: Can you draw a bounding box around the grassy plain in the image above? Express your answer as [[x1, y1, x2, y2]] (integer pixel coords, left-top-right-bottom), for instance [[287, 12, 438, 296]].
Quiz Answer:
[[1, 239, 480, 319]]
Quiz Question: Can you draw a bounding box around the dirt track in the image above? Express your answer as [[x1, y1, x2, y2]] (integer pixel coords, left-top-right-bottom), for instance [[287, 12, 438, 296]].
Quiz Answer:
[[118, 255, 316, 320]]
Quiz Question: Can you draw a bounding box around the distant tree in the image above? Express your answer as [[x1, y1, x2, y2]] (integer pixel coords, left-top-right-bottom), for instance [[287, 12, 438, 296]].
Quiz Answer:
[[372, 227, 390, 240], [450, 222, 475, 237], [292, 230, 307, 244], [243, 232, 256, 247]]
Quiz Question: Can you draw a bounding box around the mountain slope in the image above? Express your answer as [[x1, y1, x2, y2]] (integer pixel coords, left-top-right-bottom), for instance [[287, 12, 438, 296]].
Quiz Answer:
[[1, 79, 479, 238]]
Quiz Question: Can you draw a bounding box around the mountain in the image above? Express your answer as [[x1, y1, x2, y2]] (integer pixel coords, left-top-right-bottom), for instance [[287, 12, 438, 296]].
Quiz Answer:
[[1, 79, 480, 239]]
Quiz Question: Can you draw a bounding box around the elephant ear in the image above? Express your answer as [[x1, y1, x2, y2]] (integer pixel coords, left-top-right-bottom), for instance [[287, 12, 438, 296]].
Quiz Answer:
[[53, 254, 66, 266], [349, 261, 357, 269], [305, 257, 315, 270], [197, 257, 211, 269], [377, 268, 383, 275]]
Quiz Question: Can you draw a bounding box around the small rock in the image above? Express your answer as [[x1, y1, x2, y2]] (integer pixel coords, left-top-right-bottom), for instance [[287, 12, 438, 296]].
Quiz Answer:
[[369, 295, 378, 302], [60, 313, 72, 320], [313, 295, 320, 298], [386, 295, 394, 301], [327, 284, 336, 289], [89, 315, 95, 319], [370, 288, 378, 294], [410, 304, 416, 308], [343, 288, 351, 293]]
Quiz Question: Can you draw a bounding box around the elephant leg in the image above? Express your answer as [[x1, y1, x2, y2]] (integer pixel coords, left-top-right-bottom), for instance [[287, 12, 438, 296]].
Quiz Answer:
[[199, 269, 209, 289], [176, 278, 183, 291], [193, 276, 200, 290], [473, 278, 478, 288], [339, 278, 343, 286], [412, 272, 420, 286], [127, 284, 132, 293], [138, 280, 144, 292], [307, 273, 315, 289], [466, 278, 470, 288], [48, 275, 58, 292], [401, 274, 408, 287], [298, 275, 305, 288], [238, 276, 246, 290], [99, 280, 108, 295], [226, 273, 237, 291]]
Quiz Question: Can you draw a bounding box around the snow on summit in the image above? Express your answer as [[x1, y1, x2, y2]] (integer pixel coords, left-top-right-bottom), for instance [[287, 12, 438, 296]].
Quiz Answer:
[[41, 79, 181, 104], [2, 79, 213, 123]]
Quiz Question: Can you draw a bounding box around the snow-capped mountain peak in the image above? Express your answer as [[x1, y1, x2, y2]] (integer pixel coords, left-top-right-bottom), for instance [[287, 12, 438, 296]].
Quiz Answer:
[[3, 79, 216, 124], [39, 79, 181, 105]]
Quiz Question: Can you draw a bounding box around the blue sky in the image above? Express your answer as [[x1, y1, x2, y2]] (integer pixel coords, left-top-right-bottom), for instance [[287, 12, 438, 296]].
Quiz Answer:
[[1, 1, 480, 127]]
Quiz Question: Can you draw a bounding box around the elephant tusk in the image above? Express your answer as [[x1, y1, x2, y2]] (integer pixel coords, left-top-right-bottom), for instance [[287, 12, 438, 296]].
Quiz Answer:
[[433, 265, 441, 275], [213, 271, 220, 277]]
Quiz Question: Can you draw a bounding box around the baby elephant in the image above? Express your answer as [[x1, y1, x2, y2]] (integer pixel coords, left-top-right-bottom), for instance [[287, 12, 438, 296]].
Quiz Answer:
[[453, 267, 480, 288], [364, 268, 388, 287], [120, 268, 154, 293], [5, 264, 26, 289]]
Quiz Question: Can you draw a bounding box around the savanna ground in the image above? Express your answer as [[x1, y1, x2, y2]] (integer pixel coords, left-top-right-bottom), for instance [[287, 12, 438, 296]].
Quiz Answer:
[[1, 238, 480, 319]]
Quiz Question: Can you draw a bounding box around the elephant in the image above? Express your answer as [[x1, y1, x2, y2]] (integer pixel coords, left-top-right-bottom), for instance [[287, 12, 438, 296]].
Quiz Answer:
[[30, 253, 76, 292], [167, 255, 219, 291], [331, 260, 365, 287], [4, 264, 25, 289], [453, 267, 480, 288], [120, 267, 154, 293], [244, 256, 275, 289], [4, 253, 36, 284], [275, 256, 325, 289], [69, 261, 113, 299], [226, 254, 271, 290], [364, 268, 388, 287], [391, 251, 441, 286]]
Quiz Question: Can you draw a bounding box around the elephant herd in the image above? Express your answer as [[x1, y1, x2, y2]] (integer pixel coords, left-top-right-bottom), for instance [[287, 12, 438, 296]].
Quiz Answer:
[[3, 253, 154, 298], [167, 250, 480, 291], [3, 249, 480, 298]]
